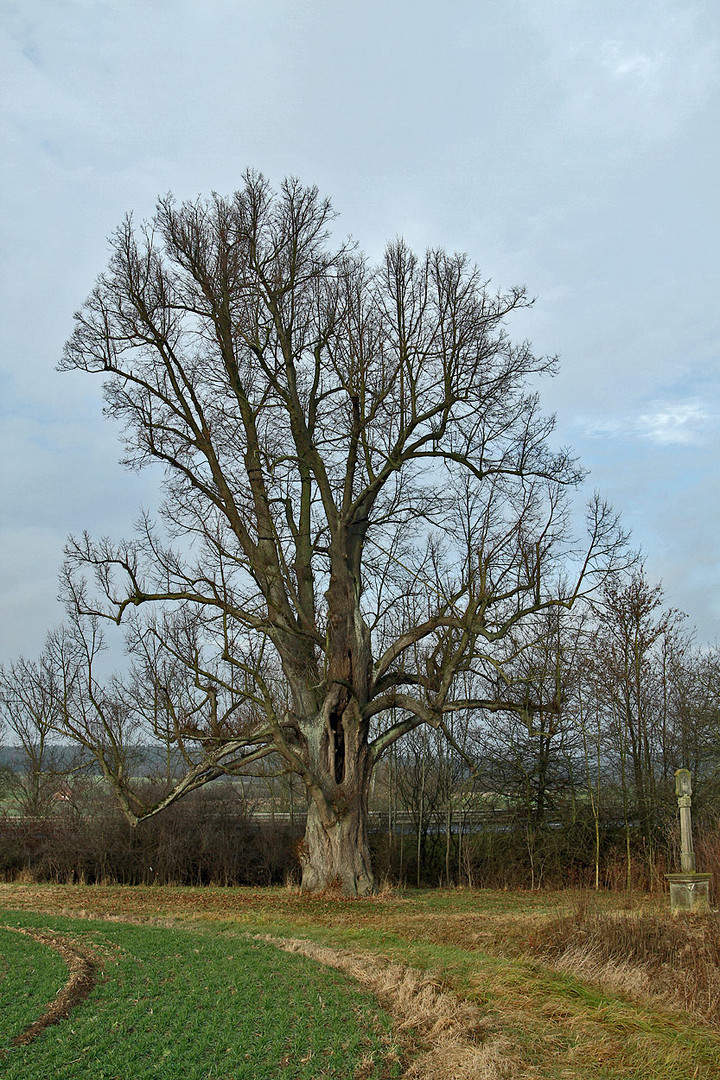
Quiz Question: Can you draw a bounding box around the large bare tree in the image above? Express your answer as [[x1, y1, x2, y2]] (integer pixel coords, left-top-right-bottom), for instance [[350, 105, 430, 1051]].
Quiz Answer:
[[58, 172, 624, 894]]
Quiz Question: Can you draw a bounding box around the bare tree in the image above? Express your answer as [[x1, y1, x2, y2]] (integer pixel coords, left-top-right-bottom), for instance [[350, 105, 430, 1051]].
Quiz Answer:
[[585, 570, 687, 885], [0, 654, 68, 817], [57, 172, 626, 894]]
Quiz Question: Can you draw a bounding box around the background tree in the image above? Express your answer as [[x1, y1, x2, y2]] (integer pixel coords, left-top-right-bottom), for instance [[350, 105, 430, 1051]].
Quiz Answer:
[[56, 172, 625, 894], [0, 654, 69, 817], [588, 571, 684, 885], [664, 639, 720, 786], [466, 606, 584, 888]]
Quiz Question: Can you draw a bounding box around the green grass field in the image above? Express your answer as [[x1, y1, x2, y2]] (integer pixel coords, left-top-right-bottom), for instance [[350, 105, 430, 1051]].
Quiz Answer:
[[1, 884, 719, 1079], [0, 926, 69, 1046], [0, 910, 401, 1079]]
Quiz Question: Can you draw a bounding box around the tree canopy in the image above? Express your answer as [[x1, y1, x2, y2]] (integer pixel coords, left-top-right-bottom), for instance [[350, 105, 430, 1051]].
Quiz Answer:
[[48, 172, 626, 893]]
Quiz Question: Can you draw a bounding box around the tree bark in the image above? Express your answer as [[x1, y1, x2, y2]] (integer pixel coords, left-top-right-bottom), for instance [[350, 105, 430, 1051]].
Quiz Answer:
[[293, 540, 376, 895], [298, 695, 375, 894], [300, 790, 375, 895]]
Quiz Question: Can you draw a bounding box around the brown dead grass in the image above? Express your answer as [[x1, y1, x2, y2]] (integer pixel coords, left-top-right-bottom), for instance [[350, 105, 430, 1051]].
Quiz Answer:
[[538, 905, 720, 1028], [261, 935, 536, 1080], [1, 926, 99, 1046]]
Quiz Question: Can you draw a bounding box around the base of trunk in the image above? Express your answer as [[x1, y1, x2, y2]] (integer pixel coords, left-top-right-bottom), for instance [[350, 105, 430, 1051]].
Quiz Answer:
[[300, 800, 375, 896]]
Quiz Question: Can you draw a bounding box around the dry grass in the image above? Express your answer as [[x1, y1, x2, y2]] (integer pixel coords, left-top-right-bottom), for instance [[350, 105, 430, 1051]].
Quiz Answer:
[[538, 903, 720, 1027], [261, 936, 533, 1080]]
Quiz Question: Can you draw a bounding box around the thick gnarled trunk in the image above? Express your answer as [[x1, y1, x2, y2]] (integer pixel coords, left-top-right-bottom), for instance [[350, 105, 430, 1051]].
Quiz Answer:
[[298, 691, 375, 895], [300, 792, 375, 895], [293, 545, 375, 895]]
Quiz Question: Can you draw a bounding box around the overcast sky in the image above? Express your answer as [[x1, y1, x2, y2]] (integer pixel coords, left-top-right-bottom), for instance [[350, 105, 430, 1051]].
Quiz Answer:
[[2, 0, 719, 664]]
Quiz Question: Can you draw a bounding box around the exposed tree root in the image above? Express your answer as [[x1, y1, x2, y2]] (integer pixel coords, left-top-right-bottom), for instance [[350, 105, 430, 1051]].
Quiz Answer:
[[259, 935, 533, 1079], [1, 926, 99, 1047]]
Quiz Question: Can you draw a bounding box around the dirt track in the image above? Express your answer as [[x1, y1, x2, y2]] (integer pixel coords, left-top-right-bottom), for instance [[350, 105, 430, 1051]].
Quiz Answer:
[[1, 926, 99, 1047]]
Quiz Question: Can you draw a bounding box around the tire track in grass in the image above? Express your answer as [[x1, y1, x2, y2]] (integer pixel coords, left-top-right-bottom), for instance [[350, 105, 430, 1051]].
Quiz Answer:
[[0, 926, 99, 1047], [259, 935, 533, 1080]]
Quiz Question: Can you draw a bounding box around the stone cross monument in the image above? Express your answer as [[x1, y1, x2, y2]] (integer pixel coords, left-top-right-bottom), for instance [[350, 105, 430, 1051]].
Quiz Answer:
[[676, 768, 696, 873], [666, 768, 711, 913]]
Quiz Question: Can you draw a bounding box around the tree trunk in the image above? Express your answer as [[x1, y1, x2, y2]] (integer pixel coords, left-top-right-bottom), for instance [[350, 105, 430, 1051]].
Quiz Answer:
[[296, 685, 375, 896], [292, 544, 377, 896], [300, 794, 375, 895]]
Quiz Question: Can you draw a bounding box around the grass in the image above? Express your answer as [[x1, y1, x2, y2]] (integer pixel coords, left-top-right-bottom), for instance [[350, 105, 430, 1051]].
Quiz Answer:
[[0, 910, 402, 1079], [1, 883, 719, 1079], [0, 927, 69, 1043]]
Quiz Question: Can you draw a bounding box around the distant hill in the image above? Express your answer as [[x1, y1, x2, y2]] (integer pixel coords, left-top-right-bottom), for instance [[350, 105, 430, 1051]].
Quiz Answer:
[[0, 744, 189, 776]]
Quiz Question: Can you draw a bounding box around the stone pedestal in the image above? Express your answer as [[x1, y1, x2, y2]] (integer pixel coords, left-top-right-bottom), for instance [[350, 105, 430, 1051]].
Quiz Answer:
[[666, 873, 712, 914]]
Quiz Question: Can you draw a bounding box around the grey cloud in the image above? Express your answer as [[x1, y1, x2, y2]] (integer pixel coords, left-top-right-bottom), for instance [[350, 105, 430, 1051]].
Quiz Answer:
[[581, 400, 714, 446], [1, 0, 719, 656]]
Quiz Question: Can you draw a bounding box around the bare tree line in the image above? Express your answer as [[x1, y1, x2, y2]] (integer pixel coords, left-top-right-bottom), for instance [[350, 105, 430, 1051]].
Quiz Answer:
[[374, 568, 720, 890], [2, 566, 718, 891]]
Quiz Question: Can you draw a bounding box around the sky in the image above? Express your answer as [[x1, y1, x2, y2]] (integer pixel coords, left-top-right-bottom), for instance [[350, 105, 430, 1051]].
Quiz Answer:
[[1, 0, 719, 664]]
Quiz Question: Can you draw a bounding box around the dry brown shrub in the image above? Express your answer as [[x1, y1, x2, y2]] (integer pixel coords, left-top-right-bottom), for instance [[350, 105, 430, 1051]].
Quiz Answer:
[[696, 826, 720, 899], [12, 868, 37, 884], [538, 904, 720, 1027]]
